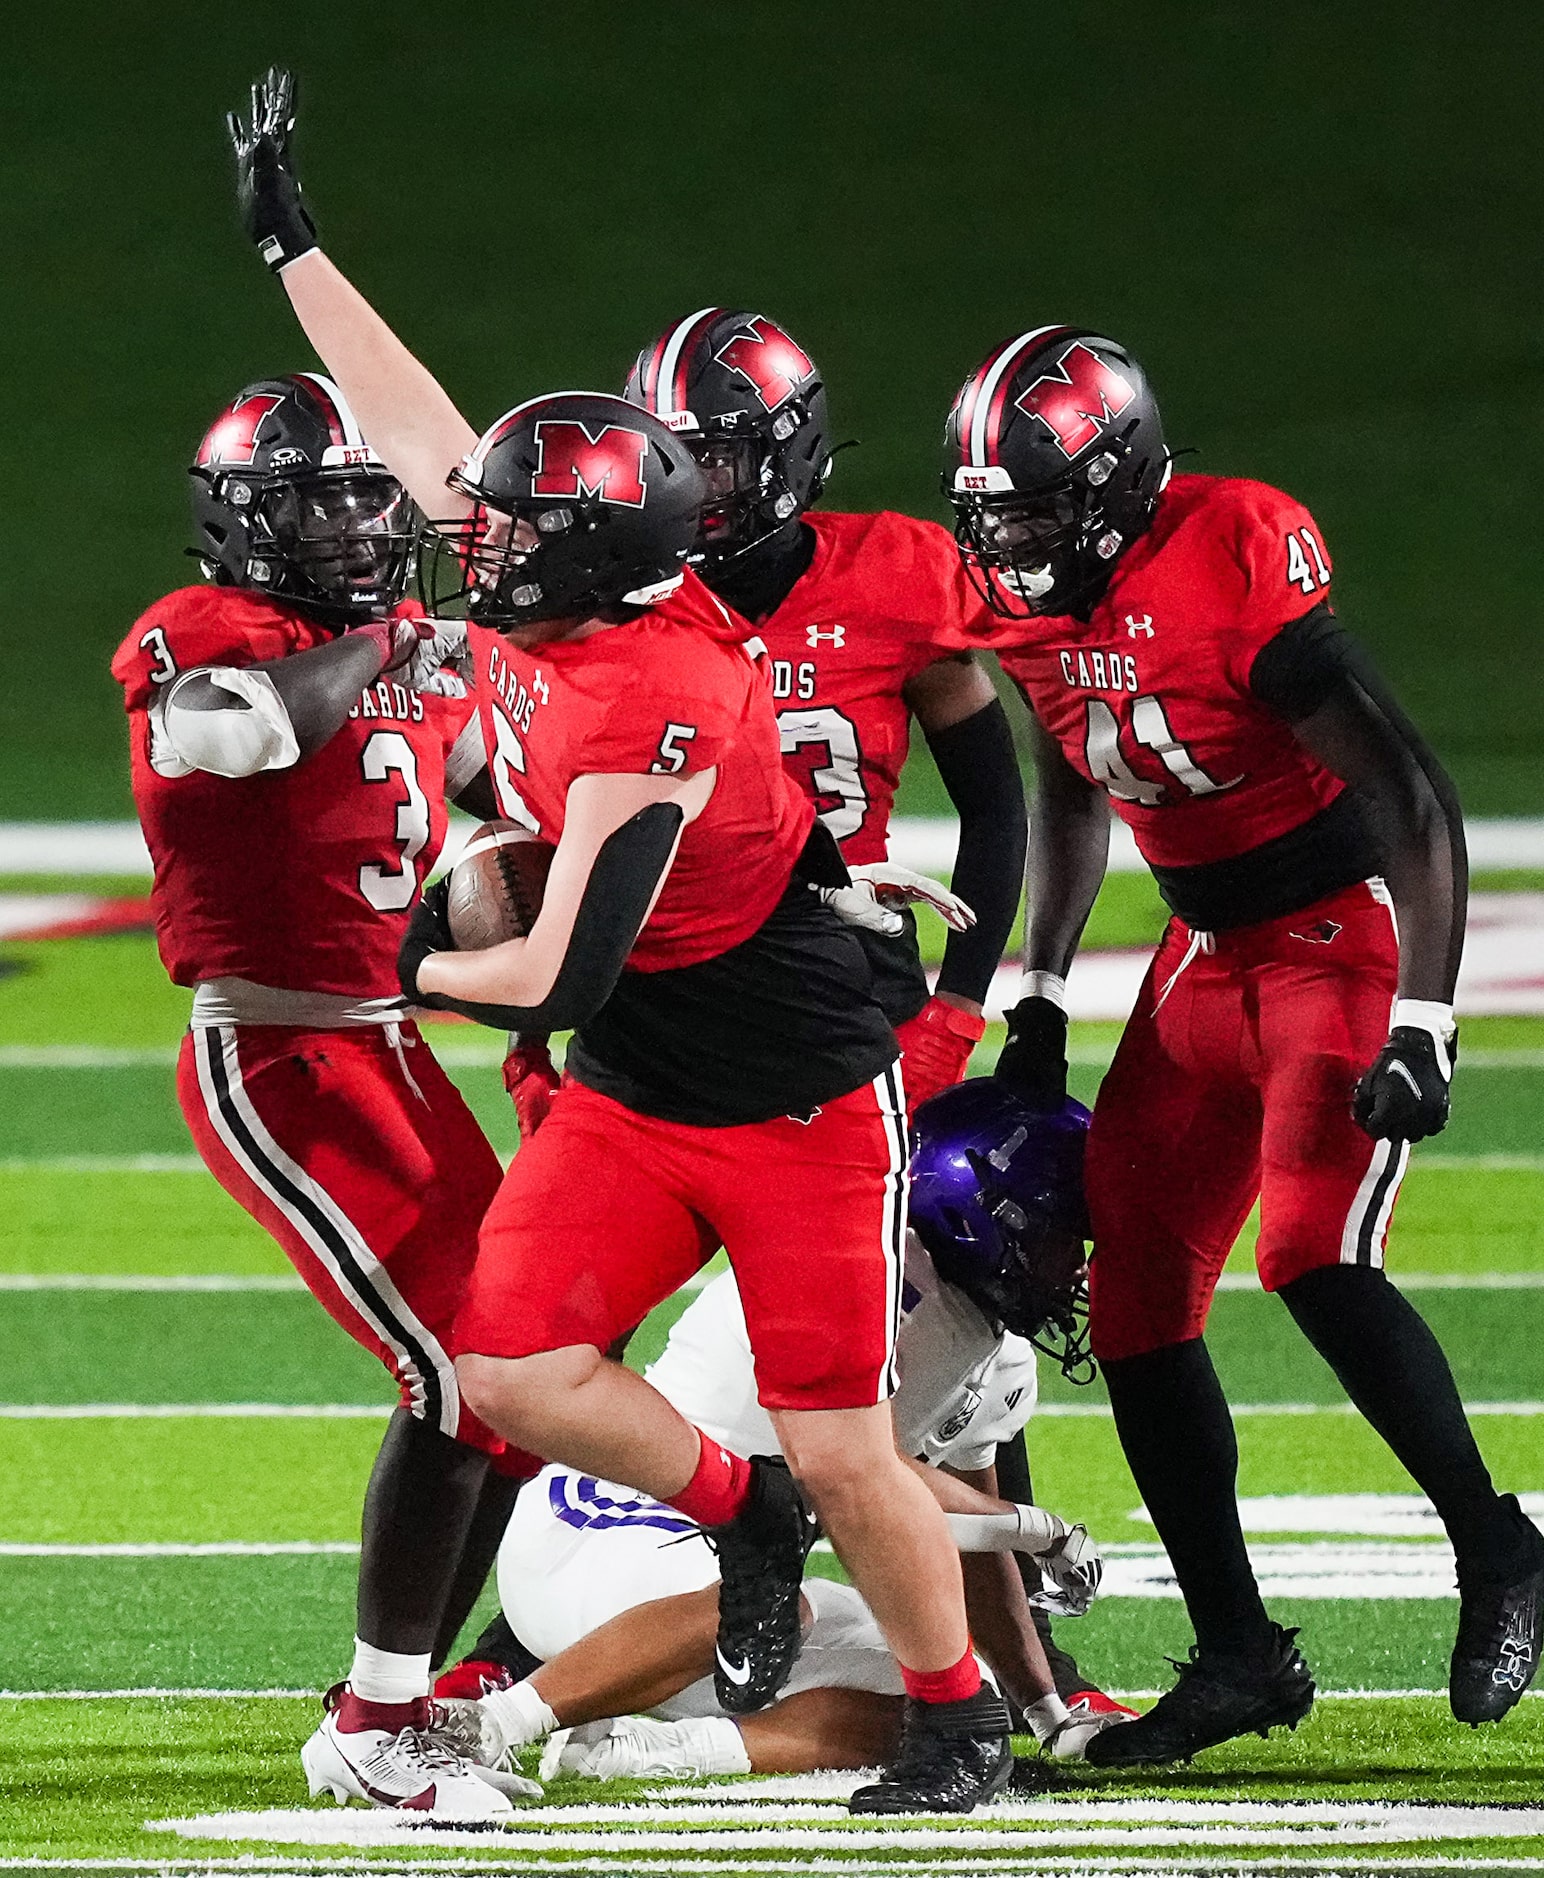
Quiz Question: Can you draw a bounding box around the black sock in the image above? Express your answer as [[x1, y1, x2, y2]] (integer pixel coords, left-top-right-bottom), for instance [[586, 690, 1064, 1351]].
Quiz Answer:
[[1279, 1264, 1512, 1565], [993, 1435, 1088, 1693], [1103, 1339, 1274, 1657], [356, 1408, 491, 1656], [431, 1469, 524, 1669]]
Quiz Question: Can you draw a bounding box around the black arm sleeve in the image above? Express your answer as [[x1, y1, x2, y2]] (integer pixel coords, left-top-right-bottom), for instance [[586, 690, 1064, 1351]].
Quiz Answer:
[[1251, 607, 1466, 997], [418, 803, 685, 1033], [925, 699, 1029, 1004], [1247, 603, 1354, 720]]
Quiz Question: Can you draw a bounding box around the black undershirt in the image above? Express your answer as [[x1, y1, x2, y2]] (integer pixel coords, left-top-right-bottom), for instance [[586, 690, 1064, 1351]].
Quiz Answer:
[[705, 521, 818, 624], [1145, 607, 1383, 931], [567, 858, 899, 1126]]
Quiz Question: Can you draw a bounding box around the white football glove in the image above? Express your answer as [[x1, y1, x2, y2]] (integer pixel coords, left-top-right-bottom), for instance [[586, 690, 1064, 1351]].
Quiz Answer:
[[819, 863, 976, 938], [403, 621, 473, 697], [1026, 1523, 1103, 1618]]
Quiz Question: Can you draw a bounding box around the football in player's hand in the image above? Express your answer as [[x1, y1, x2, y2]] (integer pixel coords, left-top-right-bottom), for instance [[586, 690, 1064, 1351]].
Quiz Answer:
[[445, 821, 553, 949]]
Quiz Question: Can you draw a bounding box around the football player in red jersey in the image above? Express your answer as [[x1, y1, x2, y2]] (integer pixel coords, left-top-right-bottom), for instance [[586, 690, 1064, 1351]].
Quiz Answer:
[[612, 309, 1027, 1109], [112, 372, 539, 1818], [227, 70, 1013, 1815], [942, 326, 1544, 1762]]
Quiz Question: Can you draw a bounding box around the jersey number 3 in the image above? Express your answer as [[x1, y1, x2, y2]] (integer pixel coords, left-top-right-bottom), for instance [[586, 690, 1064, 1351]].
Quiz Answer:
[[358, 731, 430, 910], [778, 707, 868, 841]]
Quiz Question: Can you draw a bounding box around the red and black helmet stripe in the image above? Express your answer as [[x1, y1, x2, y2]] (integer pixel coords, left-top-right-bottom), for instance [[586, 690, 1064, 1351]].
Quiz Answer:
[[640, 307, 723, 418], [956, 326, 1078, 467]]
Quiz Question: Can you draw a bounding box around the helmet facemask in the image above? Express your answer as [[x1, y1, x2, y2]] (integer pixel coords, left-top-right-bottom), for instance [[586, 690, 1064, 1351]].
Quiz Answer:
[[258, 470, 416, 613], [681, 403, 823, 568]]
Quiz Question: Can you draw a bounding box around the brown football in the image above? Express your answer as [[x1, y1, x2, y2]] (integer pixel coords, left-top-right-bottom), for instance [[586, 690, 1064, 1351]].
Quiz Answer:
[[445, 820, 554, 950]]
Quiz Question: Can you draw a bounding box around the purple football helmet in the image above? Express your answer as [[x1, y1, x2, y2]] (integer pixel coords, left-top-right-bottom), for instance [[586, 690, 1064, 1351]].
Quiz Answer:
[[908, 1079, 1095, 1383]]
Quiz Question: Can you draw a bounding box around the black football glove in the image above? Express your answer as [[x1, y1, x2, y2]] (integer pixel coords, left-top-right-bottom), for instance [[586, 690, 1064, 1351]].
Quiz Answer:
[[398, 878, 454, 1002], [994, 995, 1070, 1112], [227, 66, 317, 272], [1352, 1025, 1456, 1141]]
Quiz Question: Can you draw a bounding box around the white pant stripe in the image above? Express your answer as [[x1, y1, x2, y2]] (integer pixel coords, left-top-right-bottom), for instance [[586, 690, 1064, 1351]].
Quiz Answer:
[[194, 1027, 462, 1437], [1338, 1135, 1411, 1269], [873, 1061, 910, 1401]]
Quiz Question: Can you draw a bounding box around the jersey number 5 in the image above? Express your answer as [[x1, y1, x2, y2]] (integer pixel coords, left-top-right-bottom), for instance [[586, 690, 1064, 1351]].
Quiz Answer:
[[358, 730, 430, 910]]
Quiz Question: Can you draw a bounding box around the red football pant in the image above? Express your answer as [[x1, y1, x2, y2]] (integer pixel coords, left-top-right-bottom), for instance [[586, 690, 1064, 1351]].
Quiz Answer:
[[1087, 880, 1405, 1362], [179, 1022, 510, 1455], [454, 1066, 910, 1413]]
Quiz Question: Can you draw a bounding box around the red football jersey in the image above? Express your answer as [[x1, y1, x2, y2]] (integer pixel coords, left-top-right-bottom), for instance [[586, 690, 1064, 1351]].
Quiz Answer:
[[994, 476, 1341, 869], [113, 586, 475, 995], [755, 510, 995, 865], [471, 569, 813, 972]]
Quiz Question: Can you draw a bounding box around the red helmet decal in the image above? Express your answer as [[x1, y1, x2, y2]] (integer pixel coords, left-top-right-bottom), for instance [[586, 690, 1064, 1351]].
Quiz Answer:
[[1015, 343, 1135, 459], [197, 391, 286, 468], [531, 420, 649, 508], [713, 317, 814, 412]]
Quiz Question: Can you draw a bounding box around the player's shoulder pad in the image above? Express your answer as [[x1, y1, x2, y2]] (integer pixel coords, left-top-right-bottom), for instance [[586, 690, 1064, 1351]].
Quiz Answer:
[[811, 509, 975, 634], [112, 586, 309, 710]]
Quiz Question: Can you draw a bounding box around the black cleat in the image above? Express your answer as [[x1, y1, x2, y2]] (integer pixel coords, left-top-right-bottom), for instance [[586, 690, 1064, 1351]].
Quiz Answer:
[[849, 1689, 1014, 1814], [1083, 1624, 1315, 1767], [705, 1455, 818, 1715], [1451, 1495, 1544, 1725]]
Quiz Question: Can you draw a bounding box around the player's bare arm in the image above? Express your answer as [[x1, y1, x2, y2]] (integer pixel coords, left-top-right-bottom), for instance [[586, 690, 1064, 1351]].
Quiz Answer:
[[161, 615, 432, 776], [229, 69, 478, 516], [902, 653, 1027, 1020], [995, 705, 1111, 1110], [1251, 609, 1467, 1140], [406, 769, 713, 1021]]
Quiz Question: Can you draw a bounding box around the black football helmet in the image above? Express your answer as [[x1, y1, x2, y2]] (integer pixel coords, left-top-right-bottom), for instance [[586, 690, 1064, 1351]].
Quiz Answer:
[[189, 373, 414, 619], [426, 392, 705, 629], [622, 308, 831, 567], [944, 327, 1168, 619]]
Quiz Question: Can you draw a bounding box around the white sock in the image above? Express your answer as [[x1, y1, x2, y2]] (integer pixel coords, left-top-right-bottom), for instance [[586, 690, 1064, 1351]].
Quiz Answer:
[[681, 1715, 751, 1774], [348, 1638, 432, 1706], [482, 1678, 561, 1755], [1022, 1692, 1071, 1744]]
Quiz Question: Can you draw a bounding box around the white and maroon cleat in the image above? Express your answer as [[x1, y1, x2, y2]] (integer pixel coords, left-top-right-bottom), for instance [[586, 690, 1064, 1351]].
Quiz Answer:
[[301, 1689, 514, 1819]]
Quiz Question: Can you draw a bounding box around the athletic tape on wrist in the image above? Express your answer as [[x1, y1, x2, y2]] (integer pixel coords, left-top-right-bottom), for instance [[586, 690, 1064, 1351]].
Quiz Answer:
[[1018, 971, 1068, 1010]]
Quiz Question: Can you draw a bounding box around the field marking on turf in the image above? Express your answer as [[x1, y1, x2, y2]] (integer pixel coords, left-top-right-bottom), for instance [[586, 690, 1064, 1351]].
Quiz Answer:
[[0, 1402, 388, 1418], [16, 1864, 1544, 1878], [1036, 1399, 1544, 1417], [0, 1272, 307, 1291], [1101, 1540, 1472, 1599], [8, 1686, 1536, 1702], [0, 1540, 358, 1557], [147, 1797, 1544, 1851]]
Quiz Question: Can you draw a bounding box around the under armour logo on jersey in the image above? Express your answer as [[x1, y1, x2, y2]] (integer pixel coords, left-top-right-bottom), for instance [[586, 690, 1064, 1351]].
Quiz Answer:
[[530, 670, 551, 705], [1126, 614, 1155, 638], [807, 624, 846, 648]]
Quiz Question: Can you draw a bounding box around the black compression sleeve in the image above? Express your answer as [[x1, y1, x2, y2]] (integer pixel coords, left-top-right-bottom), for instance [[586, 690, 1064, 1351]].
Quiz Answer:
[[418, 803, 685, 1033], [1247, 603, 1350, 720], [925, 699, 1028, 1004]]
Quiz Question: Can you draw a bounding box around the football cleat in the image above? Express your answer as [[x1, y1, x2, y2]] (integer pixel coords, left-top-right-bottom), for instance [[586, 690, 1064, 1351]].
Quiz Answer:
[[1045, 1705, 1129, 1762], [421, 1697, 541, 1799], [1083, 1625, 1315, 1767], [1451, 1495, 1544, 1724], [848, 1689, 1014, 1814], [705, 1455, 818, 1714], [1065, 1686, 1140, 1720], [300, 1698, 514, 1817]]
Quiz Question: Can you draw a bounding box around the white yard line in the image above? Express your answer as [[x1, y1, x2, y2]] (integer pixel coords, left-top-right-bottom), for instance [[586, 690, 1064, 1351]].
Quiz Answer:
[[0, 1402, 387, 1418], [1035, 1400, 1544, 1417], [0, 1541, 358, 1557], [0, 1273, 305, 1291]]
